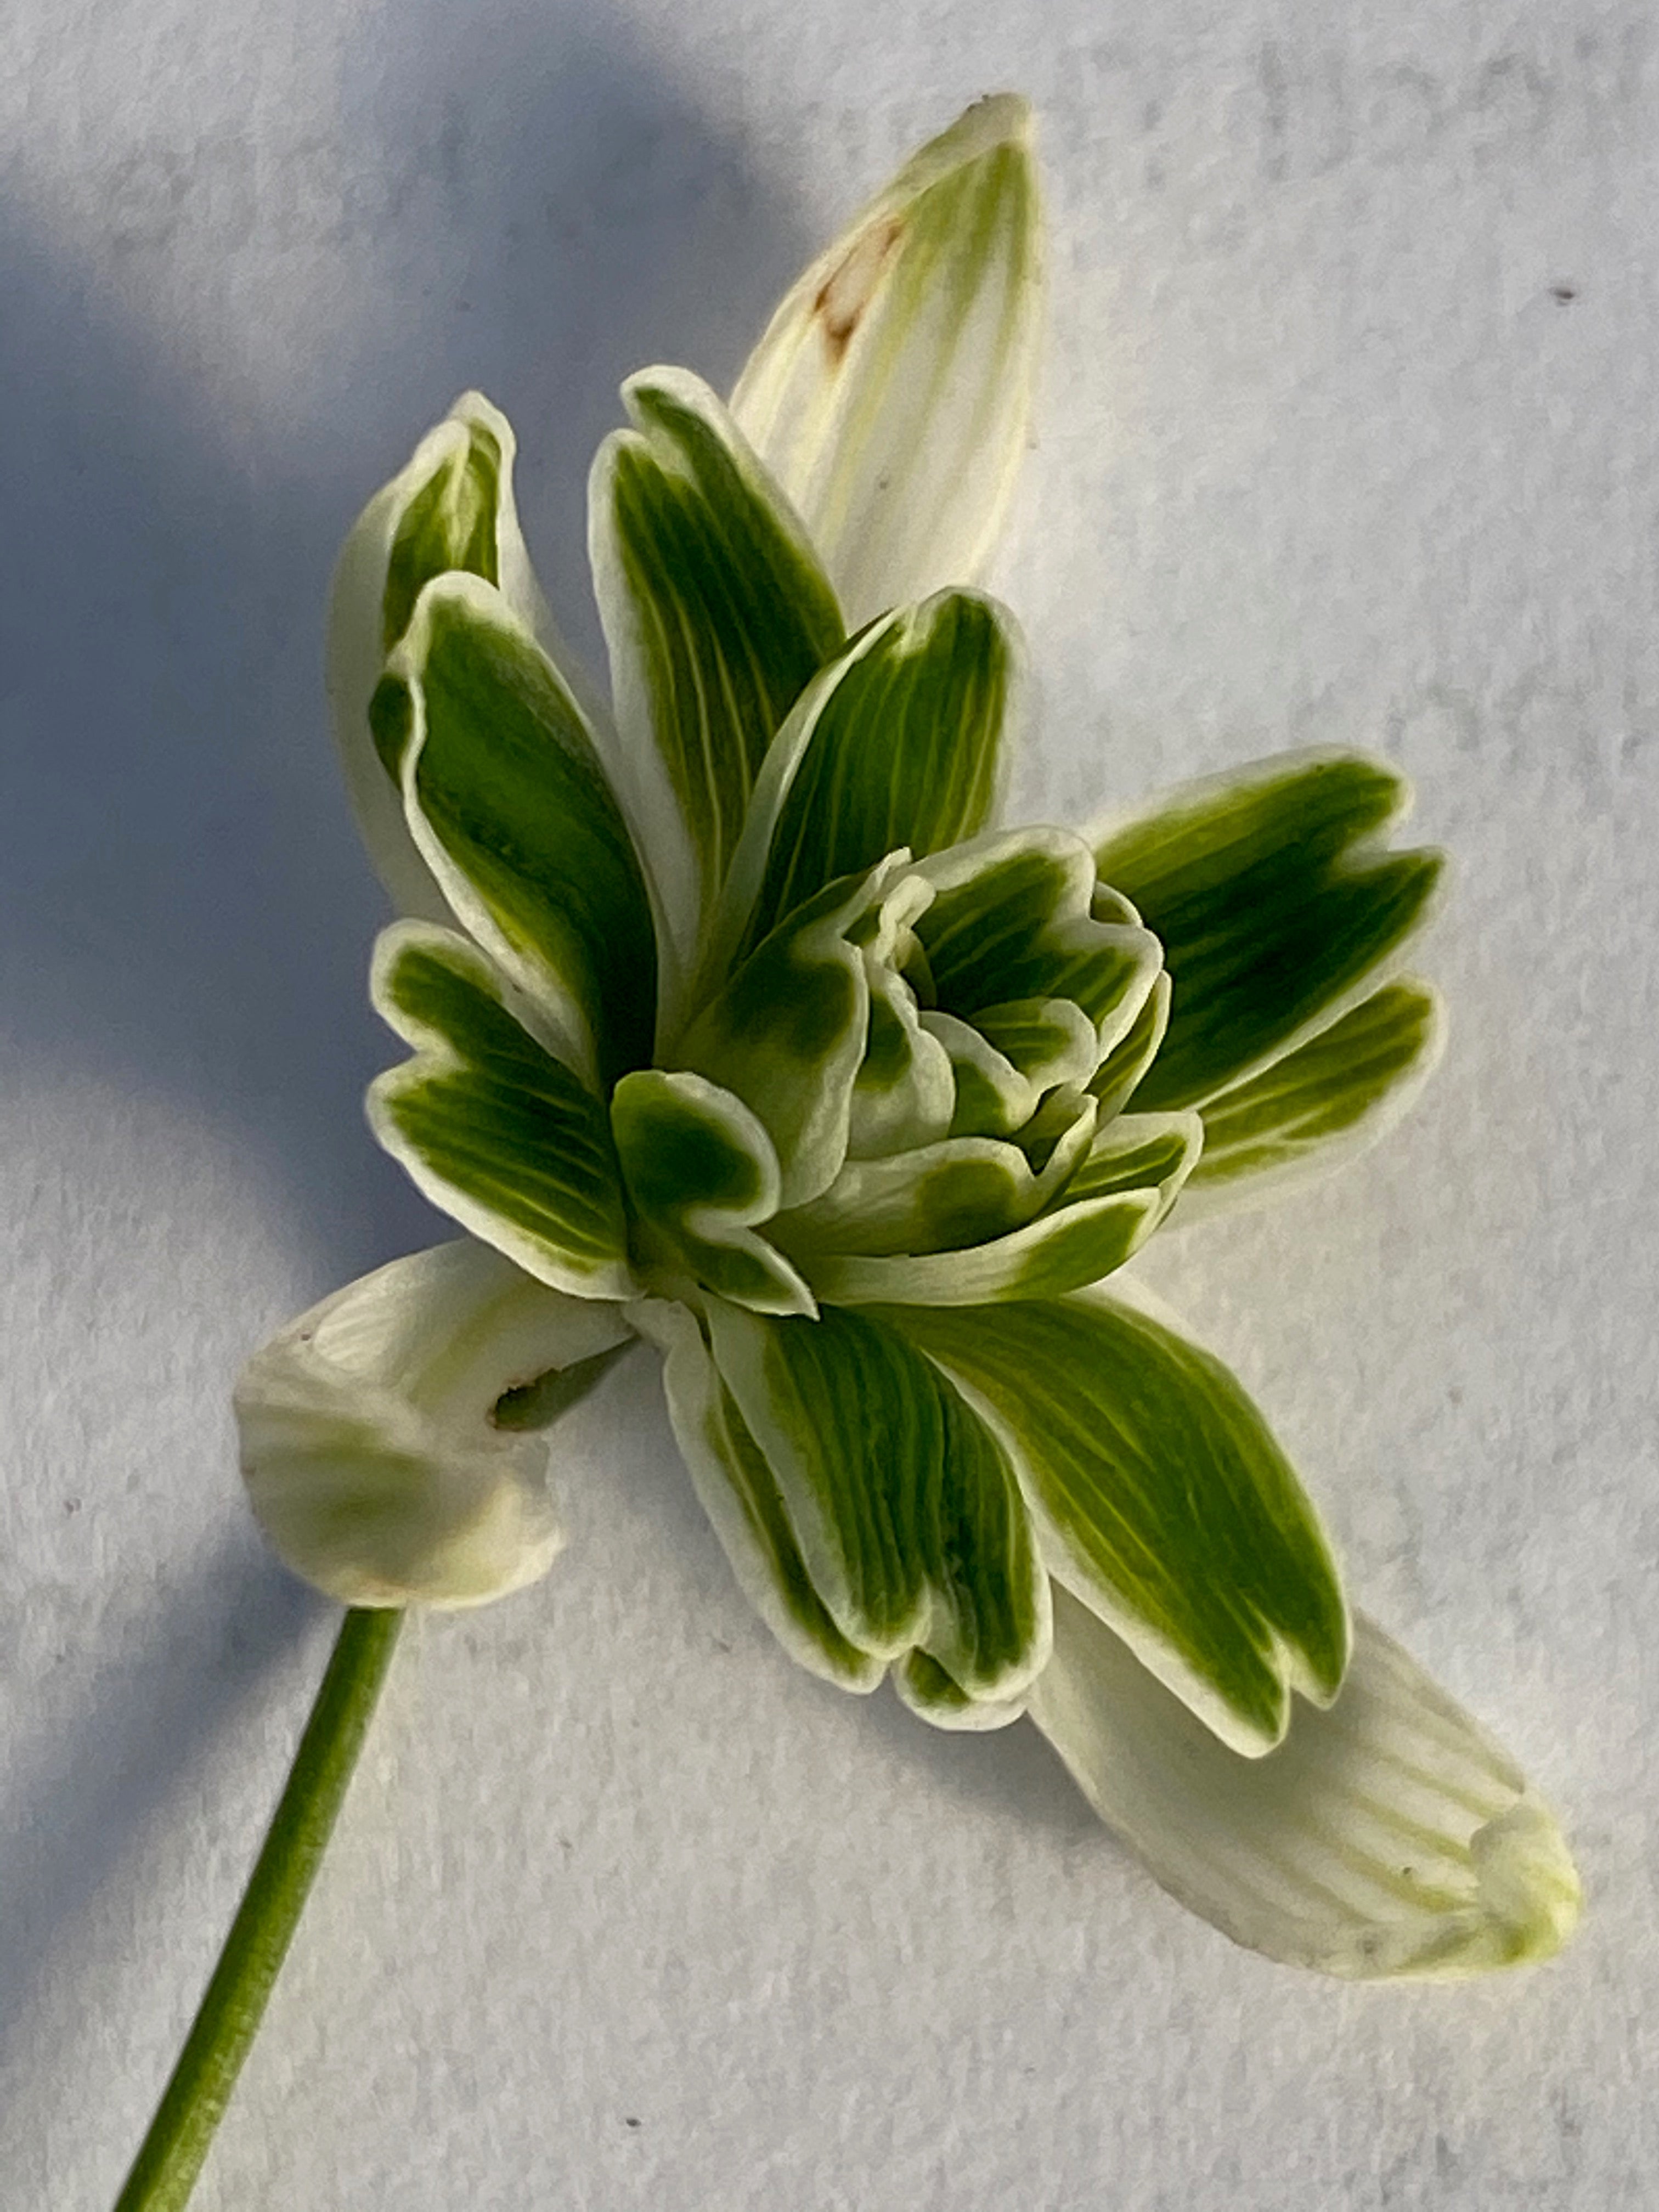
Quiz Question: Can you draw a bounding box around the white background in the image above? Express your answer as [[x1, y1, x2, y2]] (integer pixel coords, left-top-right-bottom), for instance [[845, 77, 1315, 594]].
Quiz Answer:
[[2, 2, 1656, 2205]]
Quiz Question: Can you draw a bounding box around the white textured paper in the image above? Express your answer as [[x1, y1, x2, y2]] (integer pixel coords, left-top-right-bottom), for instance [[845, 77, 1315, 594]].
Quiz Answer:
[[2, 2, 1655, 2206]]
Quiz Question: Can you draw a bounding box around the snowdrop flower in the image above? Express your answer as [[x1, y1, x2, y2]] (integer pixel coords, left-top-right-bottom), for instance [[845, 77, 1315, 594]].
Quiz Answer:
[[238, 97, 1578, 1982]]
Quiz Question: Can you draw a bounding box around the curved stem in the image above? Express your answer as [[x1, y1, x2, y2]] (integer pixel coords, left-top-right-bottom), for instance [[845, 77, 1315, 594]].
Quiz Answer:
[[114, 1605, 404, 2212]]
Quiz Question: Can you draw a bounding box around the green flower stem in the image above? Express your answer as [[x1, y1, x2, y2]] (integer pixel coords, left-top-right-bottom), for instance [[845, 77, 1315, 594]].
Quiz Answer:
[[114, 1605, 404, 2212]]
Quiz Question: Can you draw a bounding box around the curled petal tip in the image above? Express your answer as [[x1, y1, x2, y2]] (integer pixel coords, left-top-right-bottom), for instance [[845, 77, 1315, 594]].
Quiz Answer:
[[1465, 1795, 1583, 1969], [236, 1241, 632, 1609]]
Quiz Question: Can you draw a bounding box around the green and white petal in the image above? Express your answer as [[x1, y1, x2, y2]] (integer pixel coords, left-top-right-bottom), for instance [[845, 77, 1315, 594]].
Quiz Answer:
[[1178, 982, 1444, 1221], [633, 1299, 882, 1690], [844, 959, 957, 1161], [731, 94, 1042, 627], [915, 828, 1163, 1059], [803, 1192, 1150, 1307], [812, 1114, 1198, 1308], [327, 392, 578, 923], [611, 1069, 816, 1318], [716, 591, 1019, 965], [373, 574, 658, 1089], [893, 1651, 1033, 1733], [1088, 970, 1170, 1121], [1092, 751, 1443, 1112], [1063, 1109, 1204, 1206], [775, 1085, 1097, 1260], [369, 924, 635, 1301], [676, 855, 922, 1210], [923, 1009, 1039, 1140], [1030, 1587, 1581, 1979], [707, 1301, 1049, 1705], [591, 367, 844, 974], [236, 1239, 634, 1607], [885, 1294, 1348, 1756], [971, 996, 1100, 1094]]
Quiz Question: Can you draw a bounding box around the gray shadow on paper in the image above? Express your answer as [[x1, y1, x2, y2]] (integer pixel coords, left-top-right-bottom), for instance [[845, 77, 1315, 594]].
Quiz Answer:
[[0, 0, 816, 2069]]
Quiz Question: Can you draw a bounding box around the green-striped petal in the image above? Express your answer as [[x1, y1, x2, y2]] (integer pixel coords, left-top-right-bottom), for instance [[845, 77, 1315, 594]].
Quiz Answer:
[[923, 1009, 1037, 1140], [808, 1113, 1199, 1308], [1031, 1588, 1581, 1979], [972, 996, 1099, 1093], [676, 855, 921, 1210], [893, 1651, 1033, 1734], [611, 1070, 815, 1318], [802, 1193, 1148, 1307], [326, 392, 579, 923], [1088, 970, 1170, 1121], [707, 1301, 1049, 1706], [776, 1085, 1096, 1261], [885, 1293, 1348, 1756], [634, 1299, 883, 1690], [369, 924, 634, 1300], [371, 574, 657, 1090], [843, 957, 957, 1161], [915, 828, 1163, 1053], [731, 95, 1042, 627], [1063, 1109, 1205, 1206], [1179, 981, 1444, 1220], [236, 1239, 633, 1606], [716, 592, 1018, 964], [591, 366, 844, 974], [1092, 751, 1443, 1112]]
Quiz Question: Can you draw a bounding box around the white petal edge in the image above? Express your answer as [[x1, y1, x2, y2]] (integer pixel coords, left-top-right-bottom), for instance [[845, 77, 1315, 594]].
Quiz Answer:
[[326, 391, 610, 922], [1172, 984, 1447, 1228], [1030, 1584, 1581, 1980], [236, 1239, 633, 1607], [629, 1297, 885, 1691]]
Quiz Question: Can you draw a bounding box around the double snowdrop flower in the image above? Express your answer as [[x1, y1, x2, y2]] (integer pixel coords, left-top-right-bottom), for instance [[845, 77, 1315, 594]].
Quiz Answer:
[[236, 97, 1578, 1979]]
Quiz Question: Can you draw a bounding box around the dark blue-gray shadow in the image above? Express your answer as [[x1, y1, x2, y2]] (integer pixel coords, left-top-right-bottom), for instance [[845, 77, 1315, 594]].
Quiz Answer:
[[0, 2, 817, 2050]]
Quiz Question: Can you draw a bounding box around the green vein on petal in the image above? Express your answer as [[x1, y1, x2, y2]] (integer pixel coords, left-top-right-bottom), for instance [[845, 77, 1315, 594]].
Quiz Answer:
[[731, 94, 1042, 627], [1092, 751, 1443, 1111], [1063, 1110, 1204, 1205], [915, 827, 1163, 1056], [1178, 981, 1444, 1220], [235, 1238, 633, 1607], [369, 923, 635, 1301], [611, 1069, 816, 1318], [893, 1650, 1033, 1733], [884, 1293, 1348, 1756], [805, 1111, 1199, 1307], [380, 410, 503, 652], [675, 855, 921, 1211], [707, 1300, 1049, 1706], [371, 573, 657, 1090], [971, 996, 1099, 1093], [328, 391, 585, 924], [1088, 970, 1171, 1121], [843, 957, 957, 1161], [591, 366, 844, 973], [774, 1084, 1097, 1261], [635, 1299, 884, 1691], [1031, 1589, 1581, 1979], [800, 1191, 1154, 1306], [723, 591, 1018, 958]]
